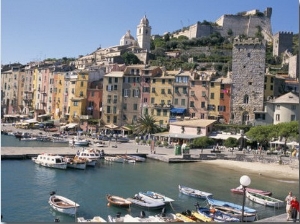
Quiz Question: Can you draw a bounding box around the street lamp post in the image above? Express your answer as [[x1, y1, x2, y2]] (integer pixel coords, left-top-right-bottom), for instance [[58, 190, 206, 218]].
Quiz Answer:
[[240, 175, 251, 222]]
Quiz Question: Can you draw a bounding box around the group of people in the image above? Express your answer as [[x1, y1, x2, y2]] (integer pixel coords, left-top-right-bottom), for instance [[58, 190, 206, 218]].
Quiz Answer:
[[286, 191, 299, 222]]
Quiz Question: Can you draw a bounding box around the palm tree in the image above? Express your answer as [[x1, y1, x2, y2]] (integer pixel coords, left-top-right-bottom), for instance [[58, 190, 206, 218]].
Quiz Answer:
[[134, 114, 160, 135]]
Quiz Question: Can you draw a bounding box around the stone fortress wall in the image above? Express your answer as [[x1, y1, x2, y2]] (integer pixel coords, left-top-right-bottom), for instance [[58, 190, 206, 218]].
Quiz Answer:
[[173, 7, 273, 42], [272, 31, 294, 56]]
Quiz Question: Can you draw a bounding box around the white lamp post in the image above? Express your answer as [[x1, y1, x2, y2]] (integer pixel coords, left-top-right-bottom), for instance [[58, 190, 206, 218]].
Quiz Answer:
[[240, 175, 251, 222]]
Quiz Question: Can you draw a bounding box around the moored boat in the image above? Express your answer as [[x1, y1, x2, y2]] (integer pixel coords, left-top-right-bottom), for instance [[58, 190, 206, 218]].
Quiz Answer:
[[126, 194, 166, 210], [207, 198, 257, 222], [138, 191, 174, 203], [104, 156, 125, 163], [178, 185, 213, 199], [106, 194, 132, 207], [246, 191, 284, 208], [64, 156, 87, 170], [231, 185, 272, 196], [76, 148, 101, 166], [77, 216, 107, 222], [32, 153, 67, 169], [194, 206, 240, 222], [48, 192, 79, 215], [175, 212, 196, 222]]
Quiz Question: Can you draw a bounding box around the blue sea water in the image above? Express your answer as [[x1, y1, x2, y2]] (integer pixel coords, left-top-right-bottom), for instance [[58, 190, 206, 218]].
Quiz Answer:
[[1, 135, 299, 222]]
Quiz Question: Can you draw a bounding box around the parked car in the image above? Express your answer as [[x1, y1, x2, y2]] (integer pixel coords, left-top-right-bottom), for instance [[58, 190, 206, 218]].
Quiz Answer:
[[117, 137, 130, 143]]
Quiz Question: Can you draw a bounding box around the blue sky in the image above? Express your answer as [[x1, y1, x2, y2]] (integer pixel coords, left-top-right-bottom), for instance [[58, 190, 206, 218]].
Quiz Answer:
[[1, 0, 299, 65]]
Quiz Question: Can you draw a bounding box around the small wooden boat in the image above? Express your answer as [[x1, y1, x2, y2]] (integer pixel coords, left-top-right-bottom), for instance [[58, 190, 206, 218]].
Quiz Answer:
[[138, 191, 174, 203], [77, 216, 107, 222], [128, 155, 146, 162], [231, 185, 272, 196], [106, 194, 132, 207], [212, 205, 257, 222], [175, 213, 196, 222], [178, 185, 213, 199], [126, 194, 165, 210], [194, 206, 240, 222], [48, 192, 79, 215], [206, 197, 257, 214], [246, 191, 284, 208], [206, 197, 257, 222]]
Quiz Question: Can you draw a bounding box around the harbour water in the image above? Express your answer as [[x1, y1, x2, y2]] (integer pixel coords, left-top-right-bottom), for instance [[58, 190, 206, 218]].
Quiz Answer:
[[1, 135, 299, 222]]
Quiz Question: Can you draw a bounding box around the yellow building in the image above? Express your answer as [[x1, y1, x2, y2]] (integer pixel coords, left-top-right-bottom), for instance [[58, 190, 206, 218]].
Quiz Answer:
[[264, 73, 286, 101], [208, 79, 221, 119], [53, 72, 65, 120], [149, 71, 174, 127], [69, 71, 88, 123]]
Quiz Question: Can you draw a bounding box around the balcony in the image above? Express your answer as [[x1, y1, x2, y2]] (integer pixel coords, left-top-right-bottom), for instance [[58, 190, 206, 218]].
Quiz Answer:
[[79, 115, 92, 120]]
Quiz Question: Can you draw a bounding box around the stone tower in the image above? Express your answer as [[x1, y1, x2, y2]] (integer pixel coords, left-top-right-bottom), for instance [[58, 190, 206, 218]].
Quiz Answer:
[[136, 15, 151, 51], [273, 32, 294, 56], [231, 38, 266, 125]]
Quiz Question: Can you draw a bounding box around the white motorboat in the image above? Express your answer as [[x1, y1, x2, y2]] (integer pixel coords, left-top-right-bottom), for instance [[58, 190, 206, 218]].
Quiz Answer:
[[104, 156, 125, 163], [138, 191, 174, 203], [20, 137, 37, 141], [70, 132, 90, 147], [64, 156, 87, 170], [32, 153, 67, 169], [52, 137, 69, 143], [77, 216, 107, 222], [48, 192, 79, 215], [76, 148, 101, 166], [126, 194, 166, 210]]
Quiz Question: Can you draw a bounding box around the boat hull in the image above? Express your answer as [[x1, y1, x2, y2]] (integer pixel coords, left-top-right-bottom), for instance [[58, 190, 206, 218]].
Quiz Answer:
[[126, 196, 165, 210], [246, 191, 284, 208], [138, 191, 174, 203], [106, 195, 132, 207], [49, 195, 79, 215], [178, 185, 213, 199], [67, 162, 86, 170], [231, 186, 272, 196]]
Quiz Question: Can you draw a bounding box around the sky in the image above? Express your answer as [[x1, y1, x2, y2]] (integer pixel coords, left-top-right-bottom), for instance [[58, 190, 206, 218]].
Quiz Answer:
[[1, 0, 299, 65]]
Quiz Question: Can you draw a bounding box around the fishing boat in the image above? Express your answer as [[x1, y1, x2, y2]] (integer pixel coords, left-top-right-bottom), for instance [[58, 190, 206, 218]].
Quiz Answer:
[[106, 194, 132, 207], [212, 204, 257, 222], [246, 191, 284, 208], [48, 192, 79, 215], [70, 132, 90, 147], [77, 216, 107, 222], [32, 153, 67, 169], [126, 194, 166, 210], [231, 185, 272, 196], [64, 156, 87, 170], [178, 185, 213, 199], [138, 191, 174, 203], [76, 148, 101, 166], [206, 198, 257, 222], [194, 206, 240, 222]]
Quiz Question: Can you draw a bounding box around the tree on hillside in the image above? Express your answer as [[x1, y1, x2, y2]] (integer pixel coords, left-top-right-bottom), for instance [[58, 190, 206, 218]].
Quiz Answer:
[[121, 52, 140, 65], [134, 114, 160, 135]]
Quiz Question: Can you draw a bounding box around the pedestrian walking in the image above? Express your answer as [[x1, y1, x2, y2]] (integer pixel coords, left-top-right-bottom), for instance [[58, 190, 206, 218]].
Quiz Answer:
[[291, 196, 299, 222], [286, 191, 293, 221]]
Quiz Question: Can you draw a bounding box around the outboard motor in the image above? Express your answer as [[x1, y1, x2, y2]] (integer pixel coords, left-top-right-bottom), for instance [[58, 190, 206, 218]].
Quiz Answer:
[[161, 207, 166, 217], [54, 218, 60, 222], [140, 211, 146, 218], [50, 191, 56, 196], [186, 210, 192, 216], [116, 212, 121, 218]]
